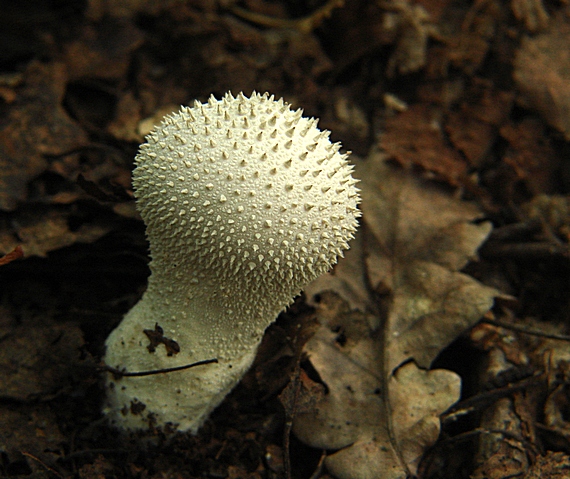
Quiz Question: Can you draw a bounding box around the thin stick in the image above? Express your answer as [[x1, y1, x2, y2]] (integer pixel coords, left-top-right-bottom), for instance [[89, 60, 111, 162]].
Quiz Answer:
[[481, 318, 570, 342], [99, 358, 218, 378]]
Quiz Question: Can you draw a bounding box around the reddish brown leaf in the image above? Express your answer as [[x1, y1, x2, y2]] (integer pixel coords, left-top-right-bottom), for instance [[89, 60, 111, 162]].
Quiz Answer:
[[500, 118, 560, 194], [0, 245, 23, 266], [381, 104, 468, 186], [446, 83, 514, 167]]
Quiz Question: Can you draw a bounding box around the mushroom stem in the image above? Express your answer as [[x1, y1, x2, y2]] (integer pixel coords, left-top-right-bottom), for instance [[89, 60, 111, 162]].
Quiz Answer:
[[104, 264, 275, 432]]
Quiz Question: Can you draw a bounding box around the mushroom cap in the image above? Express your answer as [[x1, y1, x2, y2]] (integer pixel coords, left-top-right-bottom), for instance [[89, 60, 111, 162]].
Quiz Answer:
[[133, 92, 360, 335]]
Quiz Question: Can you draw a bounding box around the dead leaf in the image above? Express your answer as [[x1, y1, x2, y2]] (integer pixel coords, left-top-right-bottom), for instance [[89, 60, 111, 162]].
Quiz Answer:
[[63, 18, 143, 81], [305, 229, 369, 314], [511, 0, 549, 32], [0, 207, 111, 257], [385, 1, 436, 76], [447, 0, 504, 74], [500, 118, 560, 194], [514, 11, 570, 141], [107, 91, 144, 142], [523, 452, 570, 479], [295, 153, 498, 478], [294, 301, 461, 479], [0, 245, 24, 266], [278, 368, 326, 417], [86, 0, 179, 19], [445, 82, 514, 167], [522, 194, 570, 241], [361, 154, 498, 372], [380, 104, 468, 186], [78, 455, 115, 479], [0, 405, 65, 475], [0, 61, 87, 211]]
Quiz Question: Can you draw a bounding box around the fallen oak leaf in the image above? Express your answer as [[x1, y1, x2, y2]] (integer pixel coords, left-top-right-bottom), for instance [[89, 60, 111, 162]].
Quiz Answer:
[[294, 152, 499, 478], [361, 153, 498, 371], [294, 300, 461, 479]]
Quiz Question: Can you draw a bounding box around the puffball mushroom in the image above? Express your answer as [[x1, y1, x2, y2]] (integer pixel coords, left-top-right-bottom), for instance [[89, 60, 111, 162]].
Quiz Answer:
[[103, 91, 360, 433]]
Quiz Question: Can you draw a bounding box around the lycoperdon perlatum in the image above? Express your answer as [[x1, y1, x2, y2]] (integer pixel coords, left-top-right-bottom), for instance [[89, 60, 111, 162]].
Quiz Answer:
[[104, 91, 360, 433]]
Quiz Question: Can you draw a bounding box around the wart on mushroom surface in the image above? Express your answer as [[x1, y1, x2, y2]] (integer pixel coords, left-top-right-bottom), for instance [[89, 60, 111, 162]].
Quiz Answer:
[[103, 91, 361, 433]]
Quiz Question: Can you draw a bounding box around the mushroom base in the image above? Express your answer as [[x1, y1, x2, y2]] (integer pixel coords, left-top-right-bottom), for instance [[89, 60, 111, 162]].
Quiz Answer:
[[103, 299, 259, 433]]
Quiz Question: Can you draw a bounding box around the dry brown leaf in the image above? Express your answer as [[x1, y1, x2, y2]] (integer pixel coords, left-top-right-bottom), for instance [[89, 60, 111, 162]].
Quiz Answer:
[[294, 305, 460, 479], [0, 309, 71, 472], [0, 245, 24, 266], [86, 0, 179, 19], [524, 452, 570, 479], [500, 118, 560, 194], [384, 1, 436, 76], [305, 229, 369, 314], [522, 194, 570, 241], [447, 0, 504, 74], [107, 91, 144, 142], [0, 61, 87, 211], [362, 154, 498, 371], [514, 11, 570, 140], [0, 208, 111, 257], [62, 18, 143, 81], [445, 83, 514, 167], [295, 153, 498, 478], [78, 456, 115, 479], [380, 104, 468, 186], [0, 406, 65, 474], [511, 0, 549, 32]]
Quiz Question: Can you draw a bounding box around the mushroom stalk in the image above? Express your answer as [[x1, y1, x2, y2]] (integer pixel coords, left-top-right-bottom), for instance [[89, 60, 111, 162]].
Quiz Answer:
[[103, 92, 360, 433]]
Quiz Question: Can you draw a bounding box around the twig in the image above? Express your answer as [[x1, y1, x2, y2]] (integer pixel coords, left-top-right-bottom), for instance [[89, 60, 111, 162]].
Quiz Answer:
[[230, 0, 344, 34], [282, 355, 303, 479], [21, 452, 64, 479], [99, 358, 218, 378], [481, 318, 570, 342], [441, 373, 545, 422], [308, 450, 327, 479]]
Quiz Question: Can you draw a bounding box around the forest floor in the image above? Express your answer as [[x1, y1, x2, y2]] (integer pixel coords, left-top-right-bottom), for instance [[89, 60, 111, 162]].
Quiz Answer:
[[0, 1, 569, 478]]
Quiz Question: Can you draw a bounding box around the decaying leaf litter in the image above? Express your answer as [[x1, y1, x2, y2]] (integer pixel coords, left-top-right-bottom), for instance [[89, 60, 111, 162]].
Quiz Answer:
[[0, 1, 569, 478]]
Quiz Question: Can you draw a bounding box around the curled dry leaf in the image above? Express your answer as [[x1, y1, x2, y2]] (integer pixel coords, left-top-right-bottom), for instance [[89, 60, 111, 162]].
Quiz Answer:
[[0, 245, 24, 266], [294, 152, 499, 478]]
